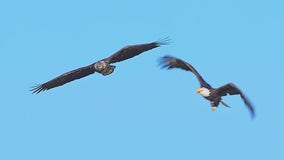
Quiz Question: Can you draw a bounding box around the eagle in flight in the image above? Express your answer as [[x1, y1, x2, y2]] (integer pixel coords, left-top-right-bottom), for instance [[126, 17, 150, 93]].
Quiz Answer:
[[159, 56, 255, 118], [31, 38, 169, 94]]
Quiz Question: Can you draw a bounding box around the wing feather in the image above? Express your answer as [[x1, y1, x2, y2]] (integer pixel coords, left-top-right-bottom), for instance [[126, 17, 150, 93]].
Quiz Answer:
[[108, 38, 170, 64], [31, 64, 95, 94], [159, 56, 211, 88], [217, 83, 255, 118]]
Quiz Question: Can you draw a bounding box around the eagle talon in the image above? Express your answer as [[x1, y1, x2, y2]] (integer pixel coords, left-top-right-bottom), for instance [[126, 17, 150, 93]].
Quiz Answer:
[[212, 106, 217, 111]]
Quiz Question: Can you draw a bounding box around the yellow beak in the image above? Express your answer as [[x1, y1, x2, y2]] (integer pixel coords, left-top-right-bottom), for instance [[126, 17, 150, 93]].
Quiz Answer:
[[196, 88, 202, 94]]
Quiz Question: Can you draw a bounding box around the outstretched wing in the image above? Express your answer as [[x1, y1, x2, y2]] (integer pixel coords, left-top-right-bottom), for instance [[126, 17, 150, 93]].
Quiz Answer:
[[217, 83, 255, 118], [107, 37, 170, 64], [31, 64, 95, 94], [159, 56, 211, 88]]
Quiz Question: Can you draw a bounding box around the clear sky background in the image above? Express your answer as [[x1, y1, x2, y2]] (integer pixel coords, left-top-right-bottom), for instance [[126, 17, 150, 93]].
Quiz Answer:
[[1, 0, 283, 160]]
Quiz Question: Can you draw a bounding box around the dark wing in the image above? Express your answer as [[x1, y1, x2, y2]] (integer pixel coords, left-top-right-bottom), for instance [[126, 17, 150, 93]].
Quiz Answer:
[[159, 56, 211, 88], [217, 83, 255, 118], [31, 64, 95, 94], [107, 37, 170, 64]]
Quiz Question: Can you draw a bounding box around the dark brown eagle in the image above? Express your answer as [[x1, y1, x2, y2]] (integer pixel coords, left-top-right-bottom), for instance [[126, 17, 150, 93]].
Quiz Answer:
[[31, 38, 169, 94], [159, 55, 255, 118]]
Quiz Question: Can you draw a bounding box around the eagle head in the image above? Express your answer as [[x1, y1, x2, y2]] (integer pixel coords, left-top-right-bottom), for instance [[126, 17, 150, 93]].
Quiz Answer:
[[196, 87, 210, 97], [94, 61, 108, 71]]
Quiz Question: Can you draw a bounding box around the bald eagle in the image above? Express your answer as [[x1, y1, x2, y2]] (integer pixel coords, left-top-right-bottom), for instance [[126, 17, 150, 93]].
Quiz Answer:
[[31, 38, 169, 94], [159, 56, 255, 118]]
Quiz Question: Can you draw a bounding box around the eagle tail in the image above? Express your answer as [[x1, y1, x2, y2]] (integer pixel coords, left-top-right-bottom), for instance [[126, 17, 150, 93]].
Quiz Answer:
[[221, 100, 231, 108]]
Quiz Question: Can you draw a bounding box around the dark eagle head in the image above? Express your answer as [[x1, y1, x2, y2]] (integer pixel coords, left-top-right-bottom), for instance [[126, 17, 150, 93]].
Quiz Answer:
[[101, 65, 116, 76], [94, 60, 108, 72], [94, 60, 115, 76]]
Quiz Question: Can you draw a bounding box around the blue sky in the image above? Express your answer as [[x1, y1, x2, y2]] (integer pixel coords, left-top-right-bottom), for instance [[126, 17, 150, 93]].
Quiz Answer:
[[1, 0, 283, 159]]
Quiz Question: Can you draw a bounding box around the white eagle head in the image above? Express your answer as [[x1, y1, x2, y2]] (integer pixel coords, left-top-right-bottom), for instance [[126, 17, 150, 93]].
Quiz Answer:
[[196, 87, 210, 97]]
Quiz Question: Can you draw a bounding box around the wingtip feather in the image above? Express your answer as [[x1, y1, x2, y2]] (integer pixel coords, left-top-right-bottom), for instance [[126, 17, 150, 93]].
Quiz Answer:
[[30, 84, 47, 94], [156, 37, 171, 46], [158, 55, 173, 69]]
